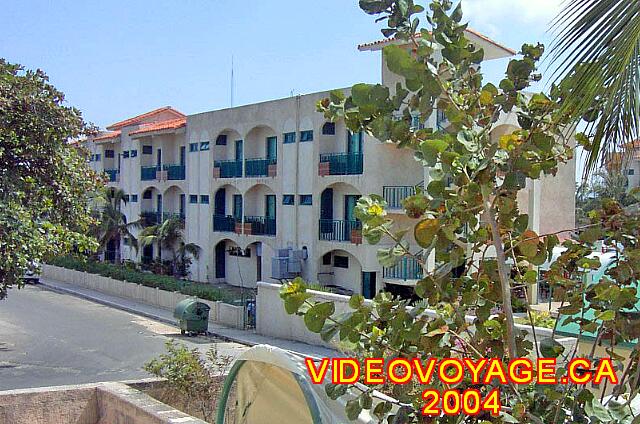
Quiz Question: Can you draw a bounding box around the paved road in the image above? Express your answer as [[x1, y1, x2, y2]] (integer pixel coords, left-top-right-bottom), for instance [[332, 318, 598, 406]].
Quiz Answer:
[[0, 285, 247, 390]]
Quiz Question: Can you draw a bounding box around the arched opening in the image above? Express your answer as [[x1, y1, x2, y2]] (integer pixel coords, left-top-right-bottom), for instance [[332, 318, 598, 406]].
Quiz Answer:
[[163, 185, 186, 221], [213, 184, 242, 232], [213, 129, 243, 178], [140, 186, 162, 225], [244, 125, 278, 178], [244, 184, 277, 236], [214, 239, 260, 289], [317, 249, 362, 296], [319, 183, 361, 242]]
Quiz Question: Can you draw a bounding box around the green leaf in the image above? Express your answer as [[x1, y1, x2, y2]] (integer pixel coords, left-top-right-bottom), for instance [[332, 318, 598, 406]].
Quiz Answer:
[[414, 218, 440, 248], [346, 398, 363, 420], [539, 337, 565, 358], [304, 302, 336, 333], [349, 294, 365, 309]]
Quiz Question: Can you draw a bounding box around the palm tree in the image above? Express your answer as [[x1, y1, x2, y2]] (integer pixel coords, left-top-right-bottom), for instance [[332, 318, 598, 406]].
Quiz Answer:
[[550, 1, 640, 172], [95, 188, 139, 261], [139, 217, 200, 276]]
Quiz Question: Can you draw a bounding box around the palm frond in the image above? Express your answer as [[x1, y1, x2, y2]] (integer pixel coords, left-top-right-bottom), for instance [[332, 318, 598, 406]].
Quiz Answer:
[[550, 0, 640, 173]]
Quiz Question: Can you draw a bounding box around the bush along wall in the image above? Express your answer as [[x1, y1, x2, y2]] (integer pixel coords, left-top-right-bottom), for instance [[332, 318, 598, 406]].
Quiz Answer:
[[48, 256, 243, 304]]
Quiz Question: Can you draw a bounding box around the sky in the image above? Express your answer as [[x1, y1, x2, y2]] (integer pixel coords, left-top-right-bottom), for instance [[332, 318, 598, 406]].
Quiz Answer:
[[1, 0, 564, 130]]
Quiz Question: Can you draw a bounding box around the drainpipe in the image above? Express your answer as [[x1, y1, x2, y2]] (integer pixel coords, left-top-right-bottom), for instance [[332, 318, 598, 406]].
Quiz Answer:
[[294, 95, 301, 248]]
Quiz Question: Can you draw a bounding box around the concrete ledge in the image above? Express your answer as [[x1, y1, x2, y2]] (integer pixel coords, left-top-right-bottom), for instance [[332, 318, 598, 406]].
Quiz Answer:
[[0, 381, 207, 424], [42, 265, 244, 329]]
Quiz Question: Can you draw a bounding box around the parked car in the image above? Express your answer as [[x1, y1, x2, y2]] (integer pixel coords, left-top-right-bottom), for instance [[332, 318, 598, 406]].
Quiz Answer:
[[323, 284, 353, 296], [22, 262, 40, 284]]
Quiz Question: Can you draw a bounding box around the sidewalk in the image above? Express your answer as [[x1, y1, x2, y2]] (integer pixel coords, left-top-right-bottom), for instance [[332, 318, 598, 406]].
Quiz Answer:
[[38, 278, 338, 359]]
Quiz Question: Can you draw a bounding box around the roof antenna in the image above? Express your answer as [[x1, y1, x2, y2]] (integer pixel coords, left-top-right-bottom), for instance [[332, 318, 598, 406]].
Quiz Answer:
[[230, 55, 235, 108]]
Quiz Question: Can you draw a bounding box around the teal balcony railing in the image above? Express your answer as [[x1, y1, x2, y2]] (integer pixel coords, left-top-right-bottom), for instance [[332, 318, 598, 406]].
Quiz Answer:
[[383, 257, 423, 281], [141, 211, 184, 226], [141, 166, 158, 181], [140, 210, 160, 226], [214, 160, 243, 178], [245, 216, 276, 236], [164, 164, 186, 180], [104, 169, 119, 182], [245, 157, 276, 177], [318, 219, 361, 242], [213, 215, 236, 232], [319, 152, 363, 175], [384, 186, 414, 209]]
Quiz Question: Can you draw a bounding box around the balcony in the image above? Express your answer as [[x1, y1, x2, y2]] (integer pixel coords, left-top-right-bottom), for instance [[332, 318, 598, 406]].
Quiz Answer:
[[245, 157, 276, 178], [383, 182, 423, 210], [318, 219, 362, 243], [140, 211, 184, 226], [214, 160, 243, 178], [319, 152, 363, 176], [104, 169, 119, 183], [164, 164, 185, 180], [244, 216, 276, 236], [383, 256, 423, 281], [141, 166, 158, 181], [213, 215, 236, 232]]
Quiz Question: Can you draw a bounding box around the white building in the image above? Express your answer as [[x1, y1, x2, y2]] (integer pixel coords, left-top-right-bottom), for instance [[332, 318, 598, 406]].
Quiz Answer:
[[85, 30, 576, 300]]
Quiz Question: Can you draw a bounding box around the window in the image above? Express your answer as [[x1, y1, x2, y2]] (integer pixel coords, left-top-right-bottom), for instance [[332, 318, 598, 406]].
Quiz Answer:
[[334, 255, 349, 269], [322, 122, 336, 135], [322, 252, 332, 265], [299, 195, 312, 205], [216, 134, 228, 145], [143, 190, 152, 200], [200, 141, 210, 151], [200, 195, 210, 204], [300, 130, 313, 142], [122, 151, 130, 159], [189, 143, 198, 152], [105, 149, 115, 158], [89, 155, 94, 162], [189, 195, 198, 204], [123, 194, 130, 202], [628, 169, 635, 176], [283, 132, 296, 144], [130, 149, 138, 158], [130, 194, 138, 202], [94, 153, 101, 162], [282, 195, 295, 205], [142, 145, 153, 154]]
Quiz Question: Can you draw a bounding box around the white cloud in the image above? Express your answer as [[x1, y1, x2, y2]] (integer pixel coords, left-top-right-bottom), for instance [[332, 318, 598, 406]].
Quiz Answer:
[[462, 0, 563, 37]]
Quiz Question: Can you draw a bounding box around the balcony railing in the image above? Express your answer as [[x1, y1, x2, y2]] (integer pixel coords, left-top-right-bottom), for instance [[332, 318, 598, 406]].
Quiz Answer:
[[213, 215, 236, 232], [141, 166, 158, 181], [319, 152, 363, 175], [383, 256, 423, 281], [318, 219, 362, 242], [214, 160, 243, 178], [383, 182, 423, 210], [104, 169, 119, 182], [245, 157, 276, 177], [140, 210, 160, 225], [245, 216, 276, 236], [164, 164, 186, 180], [140, 211, 184, 226]]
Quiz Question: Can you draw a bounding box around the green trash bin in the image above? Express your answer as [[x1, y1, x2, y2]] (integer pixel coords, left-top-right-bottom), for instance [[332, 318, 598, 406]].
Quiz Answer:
[[174, 298, 210, 335]]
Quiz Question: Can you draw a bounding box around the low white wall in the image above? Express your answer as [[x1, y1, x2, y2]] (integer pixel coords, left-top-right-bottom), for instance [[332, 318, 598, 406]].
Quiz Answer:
[[256, 282, 577, 356], [42, 264, 244, 329]]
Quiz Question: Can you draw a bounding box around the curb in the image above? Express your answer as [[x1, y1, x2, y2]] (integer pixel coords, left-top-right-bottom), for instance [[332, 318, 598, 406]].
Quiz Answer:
[[38, 280, 178, 327], [37, 281, 250, 346]]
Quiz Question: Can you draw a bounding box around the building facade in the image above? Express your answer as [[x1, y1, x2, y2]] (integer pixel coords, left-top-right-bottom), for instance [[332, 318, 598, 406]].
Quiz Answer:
[[85, 30, 576, 300]]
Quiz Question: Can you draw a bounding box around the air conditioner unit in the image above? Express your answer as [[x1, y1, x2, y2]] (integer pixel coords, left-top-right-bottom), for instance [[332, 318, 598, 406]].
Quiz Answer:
[[271, 247, 302, 279]]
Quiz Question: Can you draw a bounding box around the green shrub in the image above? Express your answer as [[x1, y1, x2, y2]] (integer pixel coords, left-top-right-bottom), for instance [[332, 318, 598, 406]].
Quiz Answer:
[[48, 256, 240, 304]]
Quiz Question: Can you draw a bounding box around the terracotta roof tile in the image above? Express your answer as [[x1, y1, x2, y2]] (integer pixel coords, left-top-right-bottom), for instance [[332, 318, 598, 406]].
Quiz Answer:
[[357, 28, 516, 55], [106, 106, 185, 131], [93, 130, 121, 142], [128, 118, 186, 136]]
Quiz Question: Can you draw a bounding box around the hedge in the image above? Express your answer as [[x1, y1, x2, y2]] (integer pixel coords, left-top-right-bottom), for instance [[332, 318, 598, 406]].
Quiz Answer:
[[48, 256, 242, 304]]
